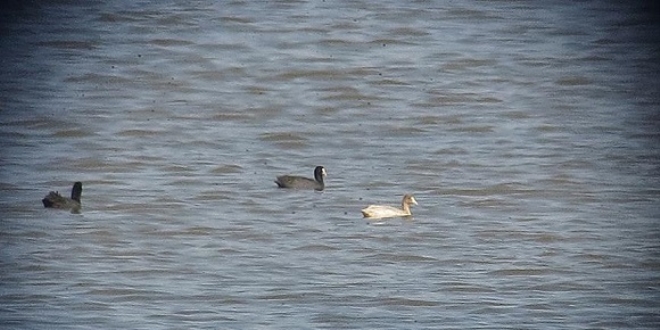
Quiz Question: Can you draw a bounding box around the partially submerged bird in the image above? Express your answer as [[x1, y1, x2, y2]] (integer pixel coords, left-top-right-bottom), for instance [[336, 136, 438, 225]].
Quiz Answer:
[[42, 182, 82, 213], [361, 194, 418, 219], [275, 166, 326, 191]]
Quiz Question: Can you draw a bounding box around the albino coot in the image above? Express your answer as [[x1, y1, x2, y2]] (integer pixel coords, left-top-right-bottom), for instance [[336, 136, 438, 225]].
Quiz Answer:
[[361, 194, 418, 219]]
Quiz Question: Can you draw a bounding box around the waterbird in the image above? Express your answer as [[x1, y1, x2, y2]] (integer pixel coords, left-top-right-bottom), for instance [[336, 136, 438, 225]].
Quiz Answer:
[[42, 181, 82, 213], [275, 166, 326, 191], [361, 194, 418, 219]]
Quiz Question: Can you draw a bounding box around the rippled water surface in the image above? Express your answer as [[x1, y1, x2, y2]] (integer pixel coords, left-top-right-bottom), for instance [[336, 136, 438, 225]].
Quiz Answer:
[[1, 1, 659, 329]]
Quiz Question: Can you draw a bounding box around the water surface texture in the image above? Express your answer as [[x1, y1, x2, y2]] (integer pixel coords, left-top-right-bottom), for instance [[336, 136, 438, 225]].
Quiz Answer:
[[1, 1, 659, 329]]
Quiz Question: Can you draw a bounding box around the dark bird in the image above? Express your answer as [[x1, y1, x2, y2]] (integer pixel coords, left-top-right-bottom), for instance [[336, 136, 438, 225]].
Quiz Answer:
[[42, 182, 82, 213], [275, 166, 326, 191]]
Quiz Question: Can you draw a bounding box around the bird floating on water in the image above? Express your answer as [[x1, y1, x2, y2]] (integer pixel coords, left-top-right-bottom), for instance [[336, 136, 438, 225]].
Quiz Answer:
[[275, 166, 326, 191], [361, 194, 418, 219], [42, 181, 82, 213]]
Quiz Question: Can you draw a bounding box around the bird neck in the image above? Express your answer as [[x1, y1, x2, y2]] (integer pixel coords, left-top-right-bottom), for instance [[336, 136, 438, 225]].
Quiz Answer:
[[71, 183, 82, 202], [401, 201, 411, 214]]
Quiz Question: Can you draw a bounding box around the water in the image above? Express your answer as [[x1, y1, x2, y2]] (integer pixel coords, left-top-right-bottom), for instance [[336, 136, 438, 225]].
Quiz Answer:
[[1, 1, 659, 329]]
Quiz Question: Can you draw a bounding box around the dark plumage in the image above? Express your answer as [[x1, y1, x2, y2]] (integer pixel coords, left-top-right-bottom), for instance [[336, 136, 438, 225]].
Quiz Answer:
[[275, 166, 326, 191], [42, 182, 82, 213]]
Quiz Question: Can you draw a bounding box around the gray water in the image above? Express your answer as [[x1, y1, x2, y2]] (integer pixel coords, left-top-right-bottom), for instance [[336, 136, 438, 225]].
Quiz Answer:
[[1, 1, 659, 329]]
